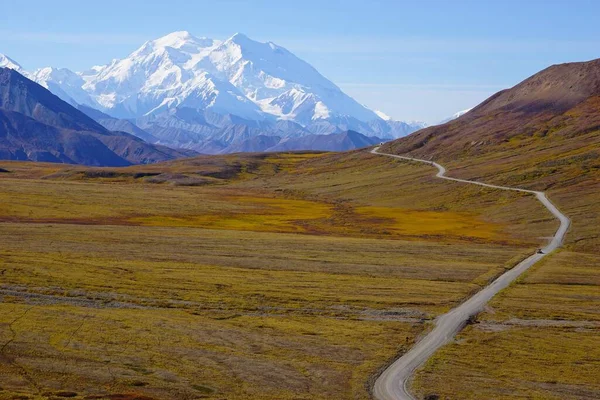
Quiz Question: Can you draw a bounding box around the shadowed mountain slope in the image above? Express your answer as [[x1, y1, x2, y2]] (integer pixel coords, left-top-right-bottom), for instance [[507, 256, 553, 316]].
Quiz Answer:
[[0, 68, 194, 166]]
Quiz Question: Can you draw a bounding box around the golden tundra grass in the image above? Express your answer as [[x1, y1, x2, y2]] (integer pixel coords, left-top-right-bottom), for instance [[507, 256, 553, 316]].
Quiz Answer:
[[403, 130, 600, 399], [412, 252, 600, 400], [0, 150, 556, 399], [412, 243, 600, 400]]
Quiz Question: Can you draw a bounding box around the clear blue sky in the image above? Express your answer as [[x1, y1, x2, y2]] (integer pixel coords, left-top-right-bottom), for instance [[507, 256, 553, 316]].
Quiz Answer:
[[2, 0, 599, 123]]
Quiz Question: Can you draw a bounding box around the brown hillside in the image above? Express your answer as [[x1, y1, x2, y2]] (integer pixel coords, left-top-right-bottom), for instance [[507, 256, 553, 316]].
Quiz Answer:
[[385, 58, 600, 166], [384, 58, 600, 191]]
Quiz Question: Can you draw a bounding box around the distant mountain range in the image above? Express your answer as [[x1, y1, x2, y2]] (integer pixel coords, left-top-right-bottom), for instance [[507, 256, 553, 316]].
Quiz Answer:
[[0, 67, 195, 166], [0, 31, 426, 154]]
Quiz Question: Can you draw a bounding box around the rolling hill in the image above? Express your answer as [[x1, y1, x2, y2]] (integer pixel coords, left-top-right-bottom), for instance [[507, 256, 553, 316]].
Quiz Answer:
[[384, 58, 600, 190], [382, 58, 600, 399]]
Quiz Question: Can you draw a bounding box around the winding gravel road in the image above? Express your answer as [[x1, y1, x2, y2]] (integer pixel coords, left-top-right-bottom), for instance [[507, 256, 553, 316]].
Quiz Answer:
[[370, 147, 570, 400]]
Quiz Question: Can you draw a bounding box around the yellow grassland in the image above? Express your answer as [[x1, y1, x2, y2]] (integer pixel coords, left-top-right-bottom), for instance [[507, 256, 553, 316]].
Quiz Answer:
[[400, 125, 600, 398], [0, 150, 557, 399]]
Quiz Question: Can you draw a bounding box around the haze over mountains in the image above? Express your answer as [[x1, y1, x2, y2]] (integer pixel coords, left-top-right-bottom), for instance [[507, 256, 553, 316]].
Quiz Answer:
[[0, 31, 425, 154]]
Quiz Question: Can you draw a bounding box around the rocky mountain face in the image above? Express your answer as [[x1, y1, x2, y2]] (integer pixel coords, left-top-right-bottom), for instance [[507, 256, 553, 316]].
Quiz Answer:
[[0, 32, 425, 153], [268, 130, 384, 152], [0, 54, 23, 72], [0, 68, 194, 166]]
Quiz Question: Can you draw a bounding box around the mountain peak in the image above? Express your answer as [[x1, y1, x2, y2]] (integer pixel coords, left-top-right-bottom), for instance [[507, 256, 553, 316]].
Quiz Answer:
[[167, 30, 193, 39], [13, 32, 422, 143], [0, 53, 23, 71], [227, 32, 255, 46], [140, 31, 218, 55], [31, 66, 83, 84], [156, 30, 197, 43], [437, 108, 473, 124], [230, 32, 249, 39], [0, 66, 106, 133], [478, 58, 600, 114]]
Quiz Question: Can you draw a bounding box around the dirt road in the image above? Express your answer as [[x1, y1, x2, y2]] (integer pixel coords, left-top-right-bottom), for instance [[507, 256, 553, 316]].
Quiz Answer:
[[370, 147, 570, 400]]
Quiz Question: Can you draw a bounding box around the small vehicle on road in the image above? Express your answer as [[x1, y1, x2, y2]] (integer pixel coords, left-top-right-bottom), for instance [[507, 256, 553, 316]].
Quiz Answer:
[[537, 249, 545, 254]]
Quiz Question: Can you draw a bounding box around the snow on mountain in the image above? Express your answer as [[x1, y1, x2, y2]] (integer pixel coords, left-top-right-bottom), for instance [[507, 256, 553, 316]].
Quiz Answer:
[[0, 53, 99, 107], [0, 54, 23, 72], [438, 107, 473, 124], [19, 31, 382, 125], [375, 110, 392, 121], [73, 31, 380, 125], [79, 65, 107, 82], [407, 120, 428, 130], [449, 108, 473, 120], [78, 31, 264, 120], [29, 67, 98, 107], [1, 32, 426, 151], [195, 32, 379, 124]]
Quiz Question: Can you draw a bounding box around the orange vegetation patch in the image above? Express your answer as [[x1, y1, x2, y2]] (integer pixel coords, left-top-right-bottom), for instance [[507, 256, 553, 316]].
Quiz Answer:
[[356, 206, 505, 241], [129, 195, 332, 233]]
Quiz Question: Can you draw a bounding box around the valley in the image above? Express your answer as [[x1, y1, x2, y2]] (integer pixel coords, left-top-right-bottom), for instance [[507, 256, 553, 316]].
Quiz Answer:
[[1, 9, 599, 400], [0, 149, 553, 399]]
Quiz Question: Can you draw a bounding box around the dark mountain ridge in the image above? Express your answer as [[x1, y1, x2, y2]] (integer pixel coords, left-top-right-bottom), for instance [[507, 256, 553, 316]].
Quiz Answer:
[[0, 68, 107, 133], [0, 68, 194, 166]]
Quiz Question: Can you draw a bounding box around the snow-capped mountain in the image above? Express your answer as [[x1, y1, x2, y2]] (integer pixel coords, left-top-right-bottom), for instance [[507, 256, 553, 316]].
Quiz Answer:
[[76, 31, 381, 125], [28, 67, 98, 107], [374, 110, 392, 121], [438, 108, 473, 124], [0, 32, 424, 152], [79, 32, 266, 120], [202, 33, 380, 124], [0, 54, 23, 71]]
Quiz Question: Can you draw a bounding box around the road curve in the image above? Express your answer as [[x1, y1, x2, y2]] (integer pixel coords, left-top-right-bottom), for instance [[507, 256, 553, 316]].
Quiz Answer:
[[370, 147, 570, 400]]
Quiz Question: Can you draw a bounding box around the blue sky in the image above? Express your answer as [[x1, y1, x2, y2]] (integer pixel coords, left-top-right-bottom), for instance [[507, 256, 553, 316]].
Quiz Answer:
[[1, 0, 599, 123]]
